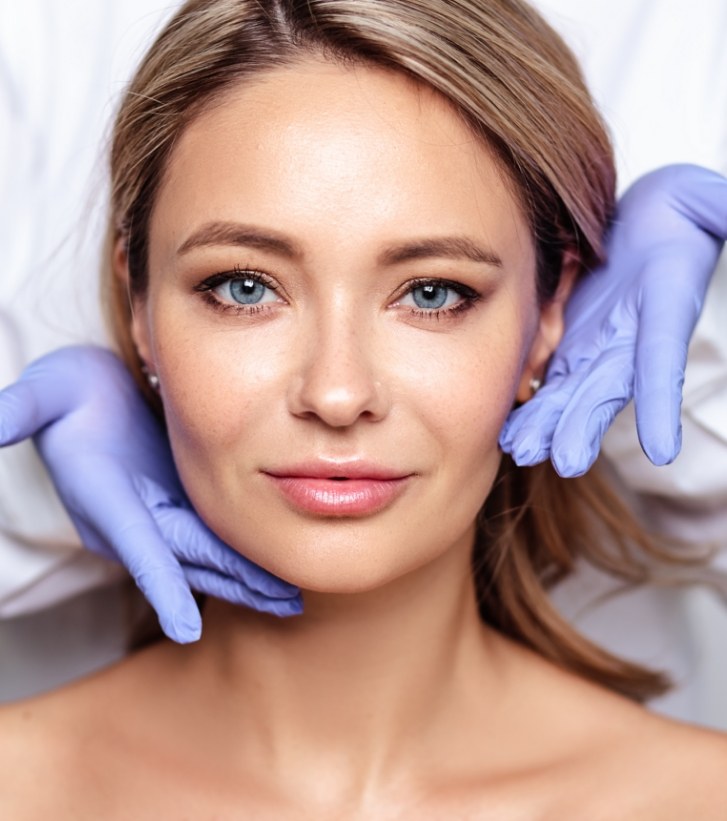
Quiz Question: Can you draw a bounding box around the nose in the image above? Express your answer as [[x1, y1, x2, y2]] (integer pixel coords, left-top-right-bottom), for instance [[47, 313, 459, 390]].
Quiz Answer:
[[287, 309, 390, 428]]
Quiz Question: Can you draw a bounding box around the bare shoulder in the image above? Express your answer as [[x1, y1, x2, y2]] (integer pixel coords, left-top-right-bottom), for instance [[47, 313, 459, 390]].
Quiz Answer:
[[627, 712, 727, 817], [502, 645, 727, 819], [0, 693, 76, 817], [568, 696, 727, 819], [0, 657, 145, 818], [0, 644, 186, 818]]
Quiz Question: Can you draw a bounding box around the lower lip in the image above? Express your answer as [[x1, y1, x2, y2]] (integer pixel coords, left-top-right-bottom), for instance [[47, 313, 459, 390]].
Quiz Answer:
[[264, 475, 411, 517]]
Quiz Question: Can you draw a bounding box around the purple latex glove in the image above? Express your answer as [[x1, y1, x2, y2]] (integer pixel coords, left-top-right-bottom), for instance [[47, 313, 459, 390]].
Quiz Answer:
[[500, 164, 727, 477], [0, 346, 301, 642]]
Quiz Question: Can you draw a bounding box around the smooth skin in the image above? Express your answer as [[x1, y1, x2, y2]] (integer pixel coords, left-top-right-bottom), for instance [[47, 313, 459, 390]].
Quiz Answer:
[[2, 60, 726, 819]]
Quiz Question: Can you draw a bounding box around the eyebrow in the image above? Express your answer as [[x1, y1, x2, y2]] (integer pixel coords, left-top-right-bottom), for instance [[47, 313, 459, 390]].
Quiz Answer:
[[177, 221, 502, 268], [177, 222, 303, 258], [377, 236, 502, 268]]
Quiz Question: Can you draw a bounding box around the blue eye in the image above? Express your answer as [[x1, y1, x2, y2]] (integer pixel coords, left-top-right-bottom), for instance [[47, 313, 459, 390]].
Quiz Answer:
[[399, 281, 468, 312], [211, 273, 280, 307], [229, 277, 268, 305], [410, 283, 449, 309], [393, 278, 481, 321]]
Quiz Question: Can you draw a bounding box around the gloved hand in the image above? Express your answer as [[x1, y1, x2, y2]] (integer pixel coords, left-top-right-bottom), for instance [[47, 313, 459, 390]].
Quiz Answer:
[[0, 346, 301, 642], [500, 164, 727, 477]]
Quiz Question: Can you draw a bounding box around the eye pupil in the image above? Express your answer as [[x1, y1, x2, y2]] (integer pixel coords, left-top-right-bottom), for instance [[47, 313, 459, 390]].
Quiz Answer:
[[230, 277, 266, 305], [412, 283, 448, 310]]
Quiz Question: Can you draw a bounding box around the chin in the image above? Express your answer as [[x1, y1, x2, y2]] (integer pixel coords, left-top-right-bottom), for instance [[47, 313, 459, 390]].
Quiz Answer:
[[227, 526, 432, 596], [289, 566, 404, 596]]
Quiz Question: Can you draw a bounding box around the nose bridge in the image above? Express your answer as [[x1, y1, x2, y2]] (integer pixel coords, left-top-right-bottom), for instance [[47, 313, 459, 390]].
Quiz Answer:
[[290, 290, 388, 426]]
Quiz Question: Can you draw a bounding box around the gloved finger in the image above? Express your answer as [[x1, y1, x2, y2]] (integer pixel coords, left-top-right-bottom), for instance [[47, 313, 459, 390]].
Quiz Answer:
[[0, 378, 68, 445], [633, 257, 712, 465], [0, 348, 113, 444], [133, 474, 300, 600], [105, 517, 204, 643], [550, 346, 635, 477], [500, 328, 612, 462], [500, 372, 583, 466], [71, 465, 204, 643], [70, 516, 118, 562], [667, 164, 727, 238], [181, 565, 303, 617], [499, 390, 564, 465], [151, 503, 300, 601], [633, 331, 687, 466], [130, 471, 186, 510]]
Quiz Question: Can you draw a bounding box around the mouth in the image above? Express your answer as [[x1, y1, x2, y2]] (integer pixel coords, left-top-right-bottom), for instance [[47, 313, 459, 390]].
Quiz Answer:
[[265, 461, 411, 482], [262, 462, 414, 517]]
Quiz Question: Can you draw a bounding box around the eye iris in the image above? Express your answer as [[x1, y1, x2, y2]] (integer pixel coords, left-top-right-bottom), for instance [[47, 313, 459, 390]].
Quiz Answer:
[[229, 278, 265, 305], [412, 283, 448, 310]]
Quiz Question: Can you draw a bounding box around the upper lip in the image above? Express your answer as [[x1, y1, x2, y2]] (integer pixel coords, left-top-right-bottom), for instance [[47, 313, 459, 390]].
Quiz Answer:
[[263, 460, 412, 481]]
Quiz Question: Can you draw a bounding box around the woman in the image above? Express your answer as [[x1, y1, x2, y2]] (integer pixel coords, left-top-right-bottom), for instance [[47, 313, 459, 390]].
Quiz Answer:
[[2, 0, 726, 815]]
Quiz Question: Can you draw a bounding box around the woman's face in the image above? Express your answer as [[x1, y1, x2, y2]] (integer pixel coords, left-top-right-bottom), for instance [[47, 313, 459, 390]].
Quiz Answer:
[[129, 60, 568, 592]]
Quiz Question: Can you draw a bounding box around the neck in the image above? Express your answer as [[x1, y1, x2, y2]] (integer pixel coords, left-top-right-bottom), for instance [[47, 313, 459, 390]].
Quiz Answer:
[[164, 529, 510, 801]]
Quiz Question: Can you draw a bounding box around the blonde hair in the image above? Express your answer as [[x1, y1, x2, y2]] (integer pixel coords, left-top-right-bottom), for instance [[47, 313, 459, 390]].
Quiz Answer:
[[106, 0, 677, 699]]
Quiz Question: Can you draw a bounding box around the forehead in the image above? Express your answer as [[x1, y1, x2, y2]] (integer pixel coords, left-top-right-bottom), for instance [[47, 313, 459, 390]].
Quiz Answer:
[[151, 59, 533, 268]]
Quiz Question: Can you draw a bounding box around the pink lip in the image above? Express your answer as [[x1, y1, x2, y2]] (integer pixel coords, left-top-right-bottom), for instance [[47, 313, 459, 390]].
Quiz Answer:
[[263, 461, 413, 517]]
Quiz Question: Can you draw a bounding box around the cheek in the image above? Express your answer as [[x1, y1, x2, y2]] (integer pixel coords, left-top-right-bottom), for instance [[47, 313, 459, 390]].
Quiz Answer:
[[397, 303, 534, 520], [411, 309, 531, 451], [147, 301, 286, 493]]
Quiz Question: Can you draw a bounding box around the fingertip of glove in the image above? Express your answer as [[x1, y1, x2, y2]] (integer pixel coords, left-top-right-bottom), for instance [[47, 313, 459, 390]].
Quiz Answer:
[[506, 429, 550, 467], [510, 445, 548, 467], [638, 418, 681, 466], [643, 440, 680, 467], [164, 619, 202, 644], [263, 596, 304, 618], [551, 448, 591, 478], [498, 422, 513, 449], [160, 606, 203, 644], [282, 598, 304, 617], [498, 436, 512, 455]]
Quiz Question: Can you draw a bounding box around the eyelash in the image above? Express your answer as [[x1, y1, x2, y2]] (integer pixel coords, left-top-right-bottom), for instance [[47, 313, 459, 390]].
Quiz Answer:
[[194, 267, 481, 320], [194, 266, 279, 315], [398, 277, 481, 321]]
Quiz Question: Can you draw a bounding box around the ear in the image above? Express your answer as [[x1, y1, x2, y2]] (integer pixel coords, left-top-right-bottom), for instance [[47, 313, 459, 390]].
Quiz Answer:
[[515, 252, 579, 403], [113, 236, 154, 371]]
